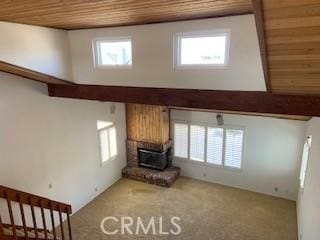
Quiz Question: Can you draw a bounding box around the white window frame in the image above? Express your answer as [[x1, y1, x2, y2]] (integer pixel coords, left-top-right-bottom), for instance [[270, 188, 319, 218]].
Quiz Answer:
[[172, 120, 245, 171], [174, 29, 231, 69], [97, 122, 118, 166], [92, 36, 133, 69]]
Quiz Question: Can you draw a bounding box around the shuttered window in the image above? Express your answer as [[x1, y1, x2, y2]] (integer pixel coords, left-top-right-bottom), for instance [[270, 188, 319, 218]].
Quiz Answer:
[[174, 123, 189, 158], [299, 136, 312, 189], [109, 126, 118, 158], [207, 127, 223, 165], [173, 121, 244, 170], [97, 121, 117, 164], [224, 129, 244, 169], [190, 125, 205, 162]]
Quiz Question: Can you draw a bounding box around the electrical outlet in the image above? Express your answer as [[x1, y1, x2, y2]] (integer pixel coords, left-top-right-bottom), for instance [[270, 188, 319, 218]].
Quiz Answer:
[[274, 187, 278, 192], [49, 184, 53, 189]]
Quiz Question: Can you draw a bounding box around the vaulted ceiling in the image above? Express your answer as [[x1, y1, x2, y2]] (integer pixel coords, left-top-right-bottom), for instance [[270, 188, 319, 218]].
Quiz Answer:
[[0, 0, 252, 29], [263, 0, 320, 95], [0, 0, 320, 96]]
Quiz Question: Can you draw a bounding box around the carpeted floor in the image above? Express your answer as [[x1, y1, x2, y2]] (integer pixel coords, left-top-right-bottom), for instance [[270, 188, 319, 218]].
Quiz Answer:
[[67, 177, 297, 240]]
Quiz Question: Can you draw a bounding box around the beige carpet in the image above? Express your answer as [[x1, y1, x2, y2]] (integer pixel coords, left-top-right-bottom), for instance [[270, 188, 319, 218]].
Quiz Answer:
[[67, 177, 297, 240]]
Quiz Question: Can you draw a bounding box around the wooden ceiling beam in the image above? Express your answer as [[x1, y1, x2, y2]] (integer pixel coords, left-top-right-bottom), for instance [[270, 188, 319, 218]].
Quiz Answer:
[[170, 107, 311, 121], [252, 0, 270, 92], [48, 84, 318, 117], [0, 60, 74, 85]]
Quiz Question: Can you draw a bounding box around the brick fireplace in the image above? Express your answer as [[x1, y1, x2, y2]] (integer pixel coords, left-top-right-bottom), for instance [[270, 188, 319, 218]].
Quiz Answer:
[[122, 104, 180, 187]]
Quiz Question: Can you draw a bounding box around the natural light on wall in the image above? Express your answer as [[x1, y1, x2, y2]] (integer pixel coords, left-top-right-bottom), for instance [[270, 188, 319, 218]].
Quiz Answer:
[[299, 136, 312, 189], [97, 120, 118, 164], [175, 30, 230, 68], [93, 37, 132, 68]]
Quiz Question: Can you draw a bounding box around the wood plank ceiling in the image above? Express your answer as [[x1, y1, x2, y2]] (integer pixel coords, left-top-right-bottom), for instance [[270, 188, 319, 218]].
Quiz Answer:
[[263, 0, 320, 95], [0, 0, 320, 96], [0, 0, 252, 29]]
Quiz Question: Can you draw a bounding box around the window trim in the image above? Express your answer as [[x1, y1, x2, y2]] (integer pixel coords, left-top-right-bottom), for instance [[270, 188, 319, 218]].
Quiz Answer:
[[97, 122, 118, 166], [174, 29, 231, 69], [172, 120, 245, 171], [92, 36, 133, 69]]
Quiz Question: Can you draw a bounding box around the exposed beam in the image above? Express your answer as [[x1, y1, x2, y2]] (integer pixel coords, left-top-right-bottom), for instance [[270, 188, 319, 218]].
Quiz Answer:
[[0, 60, 74, 85], [252, 0, 271, 91], [48, 84, 318, 117], [170, 107, 311, 121]]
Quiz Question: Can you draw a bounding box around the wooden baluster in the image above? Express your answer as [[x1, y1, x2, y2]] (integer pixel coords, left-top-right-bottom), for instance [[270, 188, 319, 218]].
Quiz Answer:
[[29, 197, 39, 240], [58, 206, 65, 240], [5, 191, 17, 240], [40, 200, 48, 240], [66, 211, 72, 240], [18, 194, 28, 240], [50, 202, 57, 240]]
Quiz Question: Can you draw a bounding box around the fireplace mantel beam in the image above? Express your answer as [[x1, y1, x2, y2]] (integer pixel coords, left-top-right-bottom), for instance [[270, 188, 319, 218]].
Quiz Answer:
[[48, 84, 319, 117]]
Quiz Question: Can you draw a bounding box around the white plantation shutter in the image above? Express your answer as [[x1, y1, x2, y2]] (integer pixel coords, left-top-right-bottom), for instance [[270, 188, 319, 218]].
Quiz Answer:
[[207, 127, 223, 165], [109, 126, 117, 158], [174, 123, 189, 158], [97, 121, 118, 164], [190, 125, 205, 162], [225, 129, 244, 169], [99, 128, 110, 163]]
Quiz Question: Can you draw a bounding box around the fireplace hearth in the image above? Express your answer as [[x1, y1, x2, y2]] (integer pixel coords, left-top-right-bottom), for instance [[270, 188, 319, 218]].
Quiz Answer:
[[122, 139, 180, 187]]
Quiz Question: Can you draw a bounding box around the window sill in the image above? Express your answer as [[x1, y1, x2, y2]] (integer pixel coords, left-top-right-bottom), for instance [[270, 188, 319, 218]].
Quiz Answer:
[[94, 65, 132, 70], [174, 157, 242, 172], [174, 64, 228, 70]]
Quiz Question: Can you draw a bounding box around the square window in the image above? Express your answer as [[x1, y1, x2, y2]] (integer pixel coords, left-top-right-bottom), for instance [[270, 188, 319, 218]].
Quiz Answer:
[[175, 30, 230, 68], [93, 37, 132, 68]]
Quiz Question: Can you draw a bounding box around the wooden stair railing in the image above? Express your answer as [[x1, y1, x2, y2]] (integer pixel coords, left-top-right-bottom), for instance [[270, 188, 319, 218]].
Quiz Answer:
[[0, 186, 72, 240]]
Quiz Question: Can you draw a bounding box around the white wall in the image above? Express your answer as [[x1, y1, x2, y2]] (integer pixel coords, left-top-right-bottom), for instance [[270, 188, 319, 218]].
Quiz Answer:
[[0, 72, 127, 224], [69, 15, 266, 91], [171, 110, 306, 200], [297, 118, 320, 240], [0, 21, 73, 80]]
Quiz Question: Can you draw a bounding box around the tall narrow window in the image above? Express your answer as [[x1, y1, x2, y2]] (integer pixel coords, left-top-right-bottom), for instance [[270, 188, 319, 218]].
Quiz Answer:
[[189, 125, 205, 162], [174, 123, 189, 158], [97, 121, 117, 164], [93, 37, 132, 68], [300, 136, 312, 189], [207, 127, 224, 165], [224, 129, 244, 169], [175, 30, 230, 68]]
